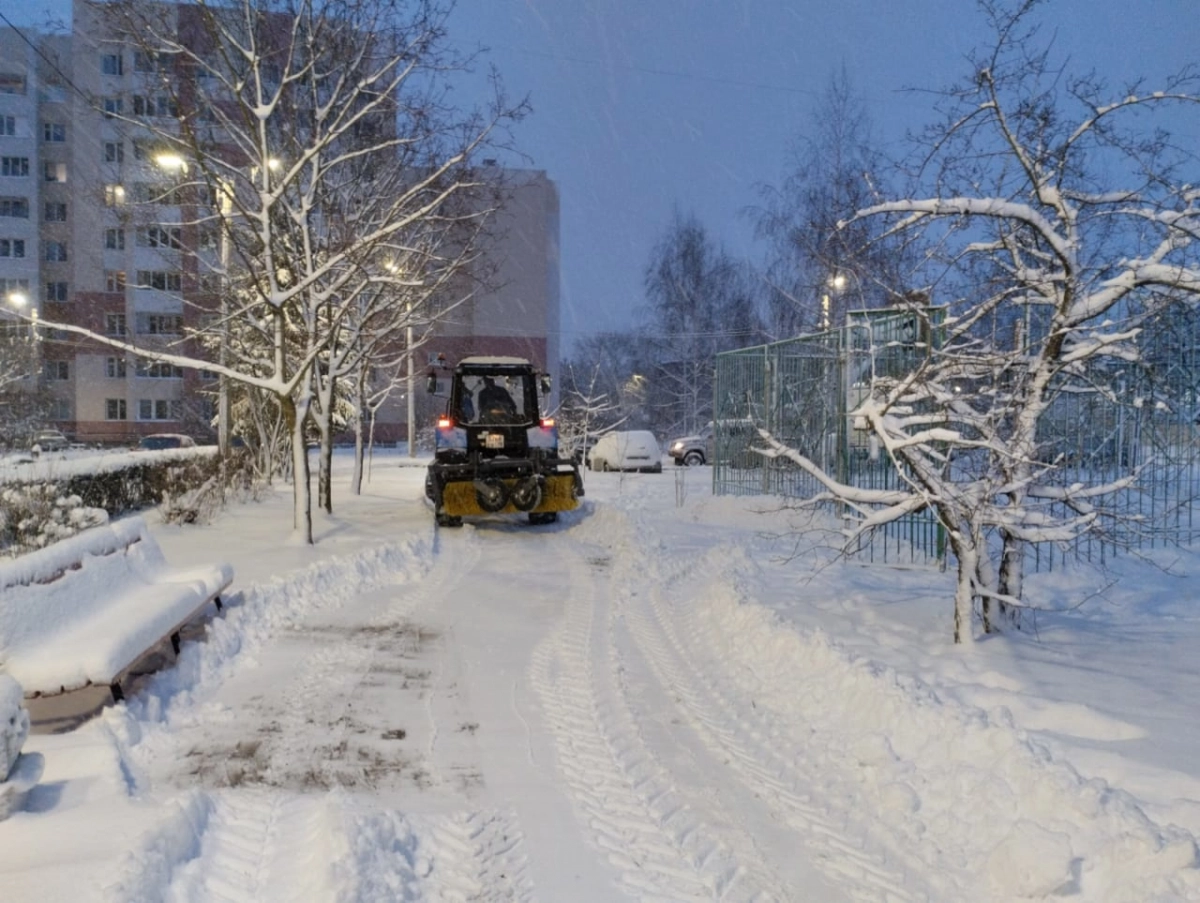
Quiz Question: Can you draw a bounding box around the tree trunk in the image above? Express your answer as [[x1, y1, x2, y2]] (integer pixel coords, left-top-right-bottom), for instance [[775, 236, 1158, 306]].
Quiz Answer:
[[284, 395, 313, 544]]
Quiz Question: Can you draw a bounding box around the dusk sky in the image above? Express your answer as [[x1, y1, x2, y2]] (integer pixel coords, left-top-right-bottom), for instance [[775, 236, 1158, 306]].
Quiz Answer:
[[4, 0, 1197, 353]]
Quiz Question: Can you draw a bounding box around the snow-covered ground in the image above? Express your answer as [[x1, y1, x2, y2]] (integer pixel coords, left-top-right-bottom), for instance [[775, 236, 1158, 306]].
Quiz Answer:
[[2, 449, 1199, 901]]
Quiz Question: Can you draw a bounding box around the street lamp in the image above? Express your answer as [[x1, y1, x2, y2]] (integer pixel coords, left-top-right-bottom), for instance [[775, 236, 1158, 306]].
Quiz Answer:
[[385, 260, 418, 458], [824, 270, 863, 329]]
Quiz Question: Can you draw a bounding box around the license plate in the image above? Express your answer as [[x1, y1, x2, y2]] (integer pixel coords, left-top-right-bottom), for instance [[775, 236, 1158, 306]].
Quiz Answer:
[[484, 433, 504, 449]]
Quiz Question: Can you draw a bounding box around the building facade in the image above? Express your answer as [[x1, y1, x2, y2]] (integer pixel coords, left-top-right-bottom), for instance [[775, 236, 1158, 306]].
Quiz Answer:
[[0, 5, 559, 447]]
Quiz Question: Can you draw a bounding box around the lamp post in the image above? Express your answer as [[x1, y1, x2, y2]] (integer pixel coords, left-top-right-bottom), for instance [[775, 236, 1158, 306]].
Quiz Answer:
[[825, 270, 864, 329], [407, 306, 416, 458]]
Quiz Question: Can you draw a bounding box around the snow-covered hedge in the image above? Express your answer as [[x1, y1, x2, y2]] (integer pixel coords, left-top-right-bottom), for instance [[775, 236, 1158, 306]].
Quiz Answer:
[[0, 485, 107, 556], [0, 449, 223, 557]]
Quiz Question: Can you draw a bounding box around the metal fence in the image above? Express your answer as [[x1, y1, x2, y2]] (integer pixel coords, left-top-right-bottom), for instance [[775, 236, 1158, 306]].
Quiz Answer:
[[713, 308, 1200, 570]]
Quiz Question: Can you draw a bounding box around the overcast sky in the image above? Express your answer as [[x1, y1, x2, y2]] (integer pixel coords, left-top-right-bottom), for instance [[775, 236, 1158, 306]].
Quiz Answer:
[[4, 0, 1197, 354]]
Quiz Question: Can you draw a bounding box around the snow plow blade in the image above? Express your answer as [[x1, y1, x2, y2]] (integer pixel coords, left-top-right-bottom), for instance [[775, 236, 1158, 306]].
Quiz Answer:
[[440, 473, 581, 518]]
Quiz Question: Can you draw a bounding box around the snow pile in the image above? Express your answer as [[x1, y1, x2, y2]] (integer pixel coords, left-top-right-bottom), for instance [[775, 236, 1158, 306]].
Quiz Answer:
[[685, 543, 1200, 901], [0, 674, 28, 781]]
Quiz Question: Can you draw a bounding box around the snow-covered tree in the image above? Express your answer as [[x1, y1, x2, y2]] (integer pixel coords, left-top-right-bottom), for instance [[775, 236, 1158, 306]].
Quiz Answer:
[[759, 0, 1200, 643], [754, 66, 919, 338], [641, 210, 764, 436], [45, 0, 526, 543]]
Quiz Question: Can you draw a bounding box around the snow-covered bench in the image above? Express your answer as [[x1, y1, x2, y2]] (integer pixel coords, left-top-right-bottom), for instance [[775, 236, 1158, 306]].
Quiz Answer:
[[1, 674, 41, 821], [0, 516, 233, 702]]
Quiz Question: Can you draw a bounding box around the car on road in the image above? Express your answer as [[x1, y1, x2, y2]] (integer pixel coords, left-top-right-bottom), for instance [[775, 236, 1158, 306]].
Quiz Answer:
[[668, 423, 715, 466], [138, 433, 197, 451], [588, 430, 663, 473], [30, 429, 70, 452]]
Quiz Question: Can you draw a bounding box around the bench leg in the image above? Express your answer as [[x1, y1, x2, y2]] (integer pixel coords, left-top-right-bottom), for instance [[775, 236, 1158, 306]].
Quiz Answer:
[[110, 682, 124, 703], [214, 595, 223, 612], [170, 631, 181, 655]]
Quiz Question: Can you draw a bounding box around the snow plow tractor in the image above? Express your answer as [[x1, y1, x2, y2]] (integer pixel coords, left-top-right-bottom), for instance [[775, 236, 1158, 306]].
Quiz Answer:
[[424, 356, 584, 527]]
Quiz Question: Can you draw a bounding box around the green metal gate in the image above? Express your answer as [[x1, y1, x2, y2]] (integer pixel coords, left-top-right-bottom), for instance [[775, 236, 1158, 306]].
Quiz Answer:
[[713, 308, 1200, 570]]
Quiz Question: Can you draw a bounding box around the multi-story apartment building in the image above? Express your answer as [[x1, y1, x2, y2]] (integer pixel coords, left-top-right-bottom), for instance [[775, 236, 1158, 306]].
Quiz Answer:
[[0, 5, 559, 447]]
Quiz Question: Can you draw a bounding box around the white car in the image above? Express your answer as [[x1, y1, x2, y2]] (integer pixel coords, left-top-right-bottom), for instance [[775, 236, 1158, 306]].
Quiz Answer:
[[30, 429, 69, 453], [588, 430, 663, 473]]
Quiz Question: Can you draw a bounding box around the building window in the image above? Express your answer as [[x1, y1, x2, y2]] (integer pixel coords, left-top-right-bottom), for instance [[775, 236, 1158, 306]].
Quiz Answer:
[[43, 360, 69, 380], [105, 228, 125, 250], [106, 357, 127, 378], [44, 162, 67, 183], [105, 313, 127, 336], [42, 122, 66, 142], [0, 75, 25, 95], [137, 226, 182, 249], [44, 240, 68, 262], [136, 313, 184, 335], [0, 115, 15, 136], [105, 270, 126, 293], [101, 53, 123, 76], [132, 94, 177, 119], [104, 184, 126, 206], [130, 182, 181, 205], [0, 197, 28, 218], [44, 201, 67, 222], [0, 238, 25, 258], [104, 142, 124, 164], [135, 271, 182, 293], [103, 97, 123, 118], [0, 277, 30, 294], [1, 157, 29, 177], [138, 399, 182, 421], [49, 399, 71, 420], [133, 51, 168, 73], [106, 398, 127, 421], [135, 360, 183, 378], [44, 281, 68, 302]]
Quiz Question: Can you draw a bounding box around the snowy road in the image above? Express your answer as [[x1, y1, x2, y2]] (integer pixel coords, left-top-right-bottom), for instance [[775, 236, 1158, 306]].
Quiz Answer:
[[108, 482, 934, 901], [7, 457, 1200, 902]]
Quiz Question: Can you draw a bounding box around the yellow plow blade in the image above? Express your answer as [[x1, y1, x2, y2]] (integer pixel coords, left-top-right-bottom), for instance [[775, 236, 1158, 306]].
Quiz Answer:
[[441, 473, 580, 517]]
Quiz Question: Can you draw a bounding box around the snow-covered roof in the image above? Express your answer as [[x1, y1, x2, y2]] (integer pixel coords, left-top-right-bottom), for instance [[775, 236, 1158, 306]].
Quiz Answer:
[[457, 355, 534, 367]]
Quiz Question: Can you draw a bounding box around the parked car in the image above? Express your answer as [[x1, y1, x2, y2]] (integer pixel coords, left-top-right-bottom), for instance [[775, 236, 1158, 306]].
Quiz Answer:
[[668, 423, 715, 466], [588, 430, 663, 473], [30, 429, 69, 452], [138, 433, 197, 450], [669, 419, 761, 467]]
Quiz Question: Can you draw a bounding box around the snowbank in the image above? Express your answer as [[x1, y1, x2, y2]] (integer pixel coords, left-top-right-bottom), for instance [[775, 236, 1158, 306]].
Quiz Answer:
[[0, 674, 28, 781]]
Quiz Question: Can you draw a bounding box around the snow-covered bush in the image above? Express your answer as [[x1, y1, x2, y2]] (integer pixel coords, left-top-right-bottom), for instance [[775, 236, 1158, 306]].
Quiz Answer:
[[0, 451, 238, 555], [0, 675, 29, 783], [0, 485, 107, 557]]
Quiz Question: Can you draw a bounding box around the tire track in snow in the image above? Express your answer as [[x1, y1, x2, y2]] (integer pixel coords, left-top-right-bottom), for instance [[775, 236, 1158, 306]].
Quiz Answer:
[[530, 529, 791, 901], [626, 552, 925, 902], [339, 805, 534, 903], [608, 505, 946, 901], [162, 790, 344, 903]]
